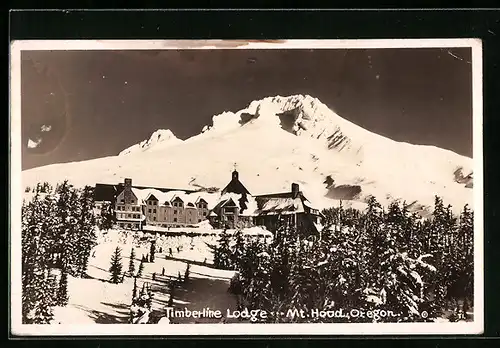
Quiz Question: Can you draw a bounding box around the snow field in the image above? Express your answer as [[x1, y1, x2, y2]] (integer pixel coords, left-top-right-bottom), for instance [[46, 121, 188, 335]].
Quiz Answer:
[[51, 229, 238, 324]]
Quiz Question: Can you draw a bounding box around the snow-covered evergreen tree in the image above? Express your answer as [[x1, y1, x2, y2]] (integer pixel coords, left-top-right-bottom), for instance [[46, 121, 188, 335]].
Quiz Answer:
[[98, 201, 116, 231], [56, 270, 69, 306], [230, 230, 246, 269], [74, 185, 97, 277], [149, 241, 156, 262], [109, 247, 124, 284], [137, 258, 145, 278], [213, 229, 232, 270], [128, 248, 136, 276]]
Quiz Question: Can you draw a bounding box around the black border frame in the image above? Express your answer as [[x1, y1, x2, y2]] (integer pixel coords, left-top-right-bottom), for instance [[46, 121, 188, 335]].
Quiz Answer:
[[7, 8, 500, 345]]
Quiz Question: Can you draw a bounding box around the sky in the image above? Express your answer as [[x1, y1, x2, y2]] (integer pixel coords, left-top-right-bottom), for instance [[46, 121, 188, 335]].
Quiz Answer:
[[20, 47, 473, 170]]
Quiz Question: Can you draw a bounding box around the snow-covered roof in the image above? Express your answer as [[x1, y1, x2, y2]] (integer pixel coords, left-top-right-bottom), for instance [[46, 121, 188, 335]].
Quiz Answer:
[[256, 197, 305, 215], [130, 188, 220, 209]]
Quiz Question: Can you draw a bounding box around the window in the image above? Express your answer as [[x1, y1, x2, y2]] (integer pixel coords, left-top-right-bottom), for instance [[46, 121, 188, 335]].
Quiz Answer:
[[203, 212, 207, 216], [153, 209, 156, 213], [153, 216, 156, 221], [154, 201, 157, 205], [131, 200, 135, 204], [121, 199, 124, 203], [174, 210, 177, 215], [148, 208, 151, 213], [173, 218, 177, 222], [198, 219, 202, 222]]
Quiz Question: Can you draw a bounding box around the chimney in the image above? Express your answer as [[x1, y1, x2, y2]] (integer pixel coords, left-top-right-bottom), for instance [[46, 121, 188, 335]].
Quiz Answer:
[[124, 178, 132, 189], [291, 183, 300, 199], [232, 170, 239, 181], [123, 178, 133, 203]]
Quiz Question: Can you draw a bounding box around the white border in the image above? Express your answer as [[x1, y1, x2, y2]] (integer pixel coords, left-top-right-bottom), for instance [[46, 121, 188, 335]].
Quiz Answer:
[[10, 39, 484, 336]]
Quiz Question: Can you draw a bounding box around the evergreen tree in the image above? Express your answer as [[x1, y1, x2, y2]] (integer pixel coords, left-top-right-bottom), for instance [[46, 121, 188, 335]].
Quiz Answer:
[[231, 230, 246, 269], [184, 263, 191, 283], [128, 248, 136, 276], [137, 259, 145, 278], [74, 186, 98, 277], [213, 229, 232, 270], [99, 202, 116, 231], [32, 269, 55, 324], [132, 277, 138, 301], [168, 282, 175, 307], [54, 181, 79, 275], [150, 241, 156, 262], [56, 270, 69, 306], [109, 247, 124, 284]]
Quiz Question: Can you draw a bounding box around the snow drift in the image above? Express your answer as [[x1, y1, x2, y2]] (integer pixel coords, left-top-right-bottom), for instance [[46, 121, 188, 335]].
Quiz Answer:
[[22, 94, 474, 215]]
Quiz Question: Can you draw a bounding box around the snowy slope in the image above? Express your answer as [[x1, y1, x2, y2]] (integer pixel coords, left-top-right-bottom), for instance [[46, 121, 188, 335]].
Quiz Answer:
[[22, 94, 473, 215]]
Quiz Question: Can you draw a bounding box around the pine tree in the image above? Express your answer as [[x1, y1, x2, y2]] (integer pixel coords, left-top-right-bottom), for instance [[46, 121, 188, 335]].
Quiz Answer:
[[75, 185, 97, 277], [32, 269, 56, 324], [99, 202, 115, 231], [109, 247, 124, 284], [184, 263, 191, 283], [56, 270, 69, 306], [137, 259, 145, 278], [231, 230, 246, 270], [128, 248, 136, 276], [168, 282, 175, 307], [132, 277, 138, 301], [150, 241, 156, 262], [213, 229, 232, 270]]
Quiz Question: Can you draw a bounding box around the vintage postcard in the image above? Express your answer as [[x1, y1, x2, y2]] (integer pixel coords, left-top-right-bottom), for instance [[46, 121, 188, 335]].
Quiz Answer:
[[10, 39, 483, 336]]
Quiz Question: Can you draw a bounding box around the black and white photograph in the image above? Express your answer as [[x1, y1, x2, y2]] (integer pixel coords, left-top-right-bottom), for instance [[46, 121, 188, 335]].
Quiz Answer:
[[10, 39, 483, 336]]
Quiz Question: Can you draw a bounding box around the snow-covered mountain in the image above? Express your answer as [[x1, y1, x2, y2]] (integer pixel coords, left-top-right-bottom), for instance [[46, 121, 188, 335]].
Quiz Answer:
[[118, 129, 183, 156], [22, 94, 474, 215]]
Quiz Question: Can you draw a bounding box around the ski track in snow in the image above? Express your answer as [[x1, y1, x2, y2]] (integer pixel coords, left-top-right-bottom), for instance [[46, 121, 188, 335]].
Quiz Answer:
[[52, 230, 238, 325]]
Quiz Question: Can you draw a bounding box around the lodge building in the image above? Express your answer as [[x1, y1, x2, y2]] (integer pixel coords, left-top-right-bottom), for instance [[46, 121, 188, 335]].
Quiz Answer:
[[98, 170, 324, 234]]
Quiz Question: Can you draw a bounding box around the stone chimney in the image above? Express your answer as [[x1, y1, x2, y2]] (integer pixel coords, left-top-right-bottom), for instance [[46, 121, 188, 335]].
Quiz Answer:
[[123, 178, 133, 203], [291, 183, 300, 199], [124, 178, 132, 188]]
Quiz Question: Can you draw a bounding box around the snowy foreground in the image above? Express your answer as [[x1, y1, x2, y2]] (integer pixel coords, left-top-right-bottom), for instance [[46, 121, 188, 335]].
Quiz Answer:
[[49, 227, 468, 325], [52, 229, 239, 324]]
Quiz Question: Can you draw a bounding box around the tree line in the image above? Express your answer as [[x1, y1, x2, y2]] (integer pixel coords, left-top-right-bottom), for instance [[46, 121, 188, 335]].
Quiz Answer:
[[21, 181, 98, 324], [214, 196, 474, 323]]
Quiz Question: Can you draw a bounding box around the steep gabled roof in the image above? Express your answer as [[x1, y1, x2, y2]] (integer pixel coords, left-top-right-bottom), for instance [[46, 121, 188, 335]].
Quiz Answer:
[[221, 177, 250, 195]]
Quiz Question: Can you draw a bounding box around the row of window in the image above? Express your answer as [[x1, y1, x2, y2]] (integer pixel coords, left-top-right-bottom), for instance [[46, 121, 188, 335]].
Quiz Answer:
[[117, 213, 141, 219], [120, 199, 135, 204], [146, 208, 207, 216], [116, 205, 141, 212], [146, 200, 208, 209], [148, 217, 203, 223]]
